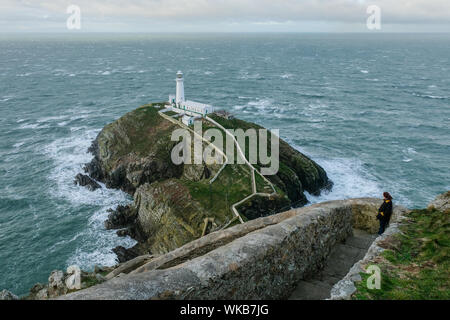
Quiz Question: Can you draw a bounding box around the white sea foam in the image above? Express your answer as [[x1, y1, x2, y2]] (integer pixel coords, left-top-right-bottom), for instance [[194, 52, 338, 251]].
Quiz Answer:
[[238, 99, 286, 118], [412, 92, 448, 100], [69, 114, 90, 121], [43, 128, 135, 269], [66, 207, 136, 268], [404, 147, 417, 154], [238, 72, 262, 80], [280, 73, 293, 79], [360, 70, 369, 74], [37, 115, 68, 123], [304, 157, 382, 204], [401, 147, 417, 162], [19, 122, 50, 129]]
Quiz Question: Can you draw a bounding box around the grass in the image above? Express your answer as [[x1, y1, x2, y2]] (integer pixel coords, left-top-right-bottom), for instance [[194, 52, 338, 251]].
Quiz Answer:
[[181, 164, 254, 223], [165, 110, 178, 117], [99, 103, 178, 162], [353, 208, 450, 300]]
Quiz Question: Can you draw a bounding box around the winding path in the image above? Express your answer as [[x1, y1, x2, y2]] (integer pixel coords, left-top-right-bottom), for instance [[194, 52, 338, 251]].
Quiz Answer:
[[158, 109, 280, 228]]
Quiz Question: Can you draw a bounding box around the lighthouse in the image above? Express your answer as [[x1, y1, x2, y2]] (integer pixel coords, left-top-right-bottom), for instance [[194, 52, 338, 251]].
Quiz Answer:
[[168, 71, 214, 123], [176, 70, 185, 106]]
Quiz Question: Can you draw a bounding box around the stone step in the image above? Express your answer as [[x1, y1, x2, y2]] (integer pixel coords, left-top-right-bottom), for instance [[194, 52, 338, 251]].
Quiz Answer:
[[289, 280, 332, 300], [311, 274, 341, 287], [320, 244, 365, 278], [345, 235, 376, 250], [289, 229, 376, 300]]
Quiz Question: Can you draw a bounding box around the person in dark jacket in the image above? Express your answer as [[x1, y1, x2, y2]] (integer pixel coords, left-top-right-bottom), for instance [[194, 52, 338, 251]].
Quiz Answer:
[[377, 192, 393, 235]]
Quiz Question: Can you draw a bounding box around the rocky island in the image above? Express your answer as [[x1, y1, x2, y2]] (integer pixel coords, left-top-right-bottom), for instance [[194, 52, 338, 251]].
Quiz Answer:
[[81, 102, 332, 262]]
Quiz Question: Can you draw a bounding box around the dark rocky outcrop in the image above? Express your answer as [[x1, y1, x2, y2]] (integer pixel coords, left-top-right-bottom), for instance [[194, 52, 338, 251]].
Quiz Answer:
[[104, 205, 136, 231], [74, 173, 101, 191], [237, 194, 292, 220], [0, 289, 18, 300], [112, 246, 143, 263], [427, 191, 450, 212]]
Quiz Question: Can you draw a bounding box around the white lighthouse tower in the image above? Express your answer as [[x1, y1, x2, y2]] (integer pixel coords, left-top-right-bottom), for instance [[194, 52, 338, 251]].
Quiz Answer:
[[176, 70, 185, 106], [167, 71, 214, 125]]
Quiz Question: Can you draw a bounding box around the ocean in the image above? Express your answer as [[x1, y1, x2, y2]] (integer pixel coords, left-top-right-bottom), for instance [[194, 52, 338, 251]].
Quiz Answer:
[[0, 33, 449, 295]]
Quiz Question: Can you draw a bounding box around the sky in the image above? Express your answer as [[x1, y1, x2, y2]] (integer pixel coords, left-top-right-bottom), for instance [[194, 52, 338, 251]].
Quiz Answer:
[[1, 0, 450, 33]]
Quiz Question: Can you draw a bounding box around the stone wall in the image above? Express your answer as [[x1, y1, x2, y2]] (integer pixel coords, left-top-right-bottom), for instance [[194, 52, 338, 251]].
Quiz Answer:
[[59, 198, 404, 300]]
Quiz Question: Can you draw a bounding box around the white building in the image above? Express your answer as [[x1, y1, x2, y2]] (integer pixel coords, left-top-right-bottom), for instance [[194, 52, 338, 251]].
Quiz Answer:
[[168, 71, 214, 123]]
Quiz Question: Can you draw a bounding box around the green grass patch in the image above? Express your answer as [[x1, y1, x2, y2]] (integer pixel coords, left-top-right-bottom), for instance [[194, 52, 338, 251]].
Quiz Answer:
[[180, 164, 253, 223], [353, 208, 450, 300]]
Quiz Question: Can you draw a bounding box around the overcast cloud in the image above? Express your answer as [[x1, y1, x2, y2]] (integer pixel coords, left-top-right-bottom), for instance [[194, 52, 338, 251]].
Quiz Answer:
[[1, 0, 450, 32]]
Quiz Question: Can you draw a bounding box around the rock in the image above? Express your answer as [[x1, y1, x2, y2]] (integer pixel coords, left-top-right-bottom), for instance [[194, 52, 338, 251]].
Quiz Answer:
[[237, 194, 291, 220], [183, 164, 216, 181], [74, 173, 101, 191], [116, 229, 129, 237], [94, 265, 104, 274], [427, 191, 450, 212], [132, 180, 213, 255], [112, 246, 141, 263], [329, 279, 357, 300], [48, 270, 64, 287], [48, 270, 67, 297], [35, 288, 48, 300], [95, 274, 106, 283], [104, 205, 137, 230], [0, 289, 19, 300]]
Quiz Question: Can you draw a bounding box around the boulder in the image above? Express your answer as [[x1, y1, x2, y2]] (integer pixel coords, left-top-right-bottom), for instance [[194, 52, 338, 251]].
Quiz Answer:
[[95, 274, 106, 283], [112, 246, 142, 263], [427, 191, 450, 212], [0, 289, 19, 300], [104, 205, 137, 230], [74, 173, 101, 191], [48, 270, 68, 297], [36, 288, 49, 300]]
